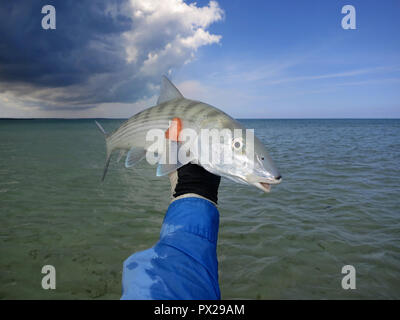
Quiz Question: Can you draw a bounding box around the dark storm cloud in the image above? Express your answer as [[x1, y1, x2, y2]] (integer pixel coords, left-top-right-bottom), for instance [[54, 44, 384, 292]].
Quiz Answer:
[[0, 0, 223, 111], [0, 0, 138, 103], [1, 1, 131, 82]]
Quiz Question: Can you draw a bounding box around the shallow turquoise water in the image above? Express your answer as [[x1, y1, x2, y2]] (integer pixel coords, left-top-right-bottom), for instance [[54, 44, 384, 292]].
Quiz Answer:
[[0, 119, 399, 299]]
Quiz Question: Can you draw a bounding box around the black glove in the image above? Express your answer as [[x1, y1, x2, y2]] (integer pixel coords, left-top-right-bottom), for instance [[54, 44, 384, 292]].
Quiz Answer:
[[169, 163, 221, 205]]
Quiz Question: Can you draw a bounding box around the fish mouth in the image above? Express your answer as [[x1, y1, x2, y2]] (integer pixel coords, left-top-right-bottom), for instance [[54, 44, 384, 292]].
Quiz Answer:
[[256, 182, 271, 192], [254, 177, 282, 193]]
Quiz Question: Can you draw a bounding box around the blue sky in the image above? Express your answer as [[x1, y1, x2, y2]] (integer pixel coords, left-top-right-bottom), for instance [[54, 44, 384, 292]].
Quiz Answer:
[[175, 0, 400, 118], [0, 0, 399, 118]]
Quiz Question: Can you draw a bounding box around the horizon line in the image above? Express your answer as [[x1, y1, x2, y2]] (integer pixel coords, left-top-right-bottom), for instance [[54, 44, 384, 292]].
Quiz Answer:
[[1, 117, 399, 120]]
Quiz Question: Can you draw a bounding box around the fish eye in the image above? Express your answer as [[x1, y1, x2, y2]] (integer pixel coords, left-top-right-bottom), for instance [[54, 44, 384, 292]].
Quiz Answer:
[[257, 155, 265, 161], [232, 138, 243, 150]]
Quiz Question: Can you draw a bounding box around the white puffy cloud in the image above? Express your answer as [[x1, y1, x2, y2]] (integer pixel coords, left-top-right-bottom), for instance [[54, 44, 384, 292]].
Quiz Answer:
[[124, 0, 223, 76]]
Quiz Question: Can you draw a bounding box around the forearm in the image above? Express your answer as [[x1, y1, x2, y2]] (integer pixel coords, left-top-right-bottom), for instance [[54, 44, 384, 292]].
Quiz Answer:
[[121, 197, 221, 300]]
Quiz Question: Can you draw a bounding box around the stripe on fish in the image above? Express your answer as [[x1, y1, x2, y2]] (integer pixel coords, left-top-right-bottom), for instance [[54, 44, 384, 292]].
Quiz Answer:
[[95, 76, 282, 193]]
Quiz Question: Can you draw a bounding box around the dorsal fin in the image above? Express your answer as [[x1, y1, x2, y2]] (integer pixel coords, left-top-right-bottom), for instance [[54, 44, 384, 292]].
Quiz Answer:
[[157, 76, 184, 104]]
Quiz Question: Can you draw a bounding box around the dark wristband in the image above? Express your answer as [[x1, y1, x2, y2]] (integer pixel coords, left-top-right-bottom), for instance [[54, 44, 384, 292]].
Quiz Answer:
[[173, 163, 221, 204]]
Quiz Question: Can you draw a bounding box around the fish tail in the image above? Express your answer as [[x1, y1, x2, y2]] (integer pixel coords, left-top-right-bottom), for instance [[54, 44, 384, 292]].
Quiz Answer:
[[95, 121, 112, 182], [101, 154, 111, 182]]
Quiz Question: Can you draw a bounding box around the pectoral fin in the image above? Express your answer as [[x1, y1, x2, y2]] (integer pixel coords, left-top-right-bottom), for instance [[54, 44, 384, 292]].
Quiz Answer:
[[156, 140, 185, 176], [165, 117, 182, 142]]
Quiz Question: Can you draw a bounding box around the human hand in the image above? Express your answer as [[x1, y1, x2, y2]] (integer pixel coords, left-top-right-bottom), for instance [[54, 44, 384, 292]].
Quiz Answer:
[[169, 163, 221, 205]]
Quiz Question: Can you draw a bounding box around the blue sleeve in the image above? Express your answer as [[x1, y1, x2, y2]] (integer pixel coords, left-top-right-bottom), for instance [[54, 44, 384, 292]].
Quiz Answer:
[[121, 197, 221, 300]]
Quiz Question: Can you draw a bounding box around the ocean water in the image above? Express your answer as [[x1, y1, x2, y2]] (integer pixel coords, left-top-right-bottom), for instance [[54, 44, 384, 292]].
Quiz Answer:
[[0, 119, 399, 299]]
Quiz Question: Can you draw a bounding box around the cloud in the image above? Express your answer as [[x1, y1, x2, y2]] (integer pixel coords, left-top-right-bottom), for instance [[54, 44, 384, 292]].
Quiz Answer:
[[0, 0, 223, 115], [173, 52, 400, 119], [262, 66, 400, 85]]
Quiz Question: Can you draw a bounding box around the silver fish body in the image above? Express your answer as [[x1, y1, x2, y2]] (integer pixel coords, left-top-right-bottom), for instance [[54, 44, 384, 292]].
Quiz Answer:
[[97, 76, 281, 192], [107, 98, 225, 152]]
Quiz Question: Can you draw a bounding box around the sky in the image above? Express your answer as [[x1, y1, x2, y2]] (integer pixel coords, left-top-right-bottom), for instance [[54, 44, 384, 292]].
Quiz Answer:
[[0, 0, 399, 118]]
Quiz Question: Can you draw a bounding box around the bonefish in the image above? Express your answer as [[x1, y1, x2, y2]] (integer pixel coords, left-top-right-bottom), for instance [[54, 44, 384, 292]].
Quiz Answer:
[[95, 76, 281, 192]]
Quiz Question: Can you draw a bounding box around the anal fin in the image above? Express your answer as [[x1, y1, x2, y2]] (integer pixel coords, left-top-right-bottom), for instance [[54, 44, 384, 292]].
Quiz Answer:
[[125, 147, 146, 168], [117, 150, 126, 163]]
